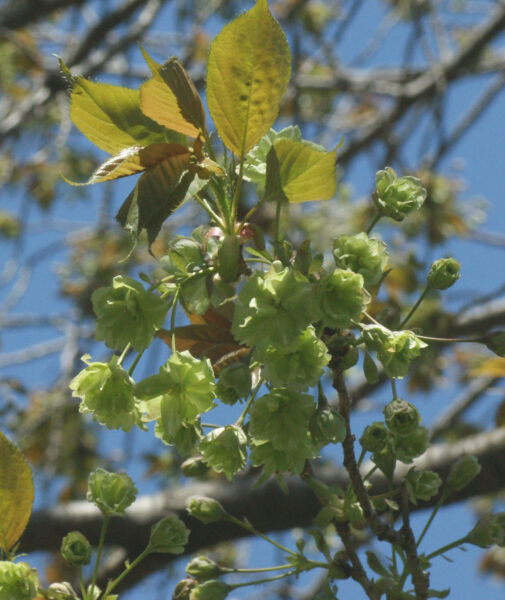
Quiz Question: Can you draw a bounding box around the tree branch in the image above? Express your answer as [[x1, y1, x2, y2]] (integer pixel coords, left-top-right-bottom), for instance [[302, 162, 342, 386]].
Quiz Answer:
[[20, 428, 505, 591]]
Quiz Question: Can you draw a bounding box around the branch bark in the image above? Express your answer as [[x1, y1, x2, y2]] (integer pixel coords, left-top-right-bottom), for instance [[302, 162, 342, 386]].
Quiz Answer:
[[21, 428, 505, 591]]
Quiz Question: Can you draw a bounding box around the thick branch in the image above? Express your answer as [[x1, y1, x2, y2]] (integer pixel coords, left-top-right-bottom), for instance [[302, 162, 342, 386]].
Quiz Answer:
[[21, 428, 505, 591]]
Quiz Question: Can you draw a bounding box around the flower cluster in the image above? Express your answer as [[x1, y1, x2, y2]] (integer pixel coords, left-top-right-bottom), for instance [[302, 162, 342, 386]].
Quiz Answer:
[[332, 233, 388, 287], [70, 356, 140, 432], [92, 275, 168, 352], [362, 325, 427, 379], [374, 167, 427, 222], [136, 351, 215, 451], [231, 263, 313, 351]]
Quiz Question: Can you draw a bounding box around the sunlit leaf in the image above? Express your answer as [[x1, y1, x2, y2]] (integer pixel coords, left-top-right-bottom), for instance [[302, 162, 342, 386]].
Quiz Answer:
[[115, 146, 194, 245], [69, 74, 164, 154], [140, 49, 203, 138], [206, 0, 290, 156], [264, 138, 336, 203], [0, 431, 34, 553], [68, 143, 191, 184]]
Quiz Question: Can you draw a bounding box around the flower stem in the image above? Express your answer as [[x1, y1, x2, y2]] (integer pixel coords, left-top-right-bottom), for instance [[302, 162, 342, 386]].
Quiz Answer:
[[227, 514, 297, 556], [425, 536, 468, 561], [104, 547, 151, 596], [399, 286, 430, 329], [231, 569, 298, 589], [365, 213, 381, 234], [235, 379, 262, 427], [90, 514, 109, 594]]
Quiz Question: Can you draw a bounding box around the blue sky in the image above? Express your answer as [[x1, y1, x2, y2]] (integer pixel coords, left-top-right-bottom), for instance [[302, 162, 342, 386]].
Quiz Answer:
[[2, 0, 505, 598]]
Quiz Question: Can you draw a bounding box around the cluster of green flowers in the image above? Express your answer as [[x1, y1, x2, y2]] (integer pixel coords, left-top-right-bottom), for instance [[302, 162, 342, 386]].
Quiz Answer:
[[362, 324, 427, 379]]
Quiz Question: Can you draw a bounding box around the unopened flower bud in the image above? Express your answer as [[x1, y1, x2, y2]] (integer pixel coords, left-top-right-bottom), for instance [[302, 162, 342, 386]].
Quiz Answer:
[[173, 578, 197, 600], [47, 581, 79, 599], [310, 407, 346, 446], [185, 557, 221, 582], [87, 468, 137, 516], [445, 455, 481, 496], [383, 398, 420, 437], [181, 456, 209, 478], [466, 513, 505, 548], [148, 516, 189, 554], [60, 531, 91, 566], [187, 496, 227, 524], [406, 470, 442, 505], [393, 427, 428, 463], [427, 258, 460, 290], [360, 422, 390, 454], [189, 580, 230, 600]]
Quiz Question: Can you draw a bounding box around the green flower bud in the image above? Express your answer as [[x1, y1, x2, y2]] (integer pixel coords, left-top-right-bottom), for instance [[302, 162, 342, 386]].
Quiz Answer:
[[148, 515, 189, 554], [466, 513, 505, 548], [181, 456, 209, 478], [231, 265, 314, 351], [47, 581, 79, 599], [485, 331, 505, 357], [249, 388, 315, 451], [360, 422, 390, 454], [254, 327, 330, 391], [406, 470, 442, 505], [374, 167, 427, 222], [427, 258, 460, 290], [393, 427, 428, 464], [187, 496, 227, 524], [316, 268, 367, 329], [70, 356, 140, 432], [383, 398, 421, 437], [199, 426, 247, 481], [332, 233, 388, 287], [445, 455, 481, 496], [189, 580, 230, 600], [216, 235, 239, 282], [92, 275, 168, 352], [216, 363, 252, 405], [0, 561, 38, 600], [60, 531, 92, 566], [173, 578, 198, 600], [185, 557, 221, 582], [310, 406, 346, 446], [87, 468, 137, 516]]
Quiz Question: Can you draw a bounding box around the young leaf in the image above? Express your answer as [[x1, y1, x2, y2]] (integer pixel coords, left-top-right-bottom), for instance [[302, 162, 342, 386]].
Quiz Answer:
[[264, 139, 337, 203], [68, 143, 190, 185], [69, 76, 164, 154], [206, 0, 290, 157], [115, 147, 194, 245], [140, 50, 204, 137], [0, 431, 34, 553], [157, 324, 245, 369]]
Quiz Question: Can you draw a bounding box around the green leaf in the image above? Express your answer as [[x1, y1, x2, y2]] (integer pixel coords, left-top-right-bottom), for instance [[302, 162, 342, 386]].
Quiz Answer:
[[115, 146, 194, 245], [68, 143, 190, 185], [0, 431, 34, 553], [264, 139, 337, 203], [69, 75, 165, 154], [243, 126, 302, 192], [140, 48, 204, 138], [206, 0, 290, 157]]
